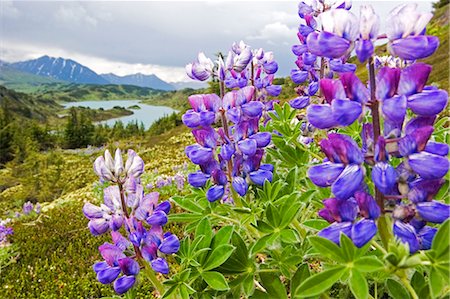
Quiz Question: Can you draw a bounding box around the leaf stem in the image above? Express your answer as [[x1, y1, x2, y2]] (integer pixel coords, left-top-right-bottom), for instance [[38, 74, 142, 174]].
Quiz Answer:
[[400, 275, 419, 299], [143, 264, 165, 296]]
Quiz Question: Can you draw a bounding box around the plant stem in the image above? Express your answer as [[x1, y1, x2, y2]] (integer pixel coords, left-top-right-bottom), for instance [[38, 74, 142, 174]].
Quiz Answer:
[[144, 264, 165, 296], [368, 57, 391, 249], [292, 218, 307, 239], [370, 240, 387, 255], [211, 212, 240, 225], [400, 275, 419, 299]]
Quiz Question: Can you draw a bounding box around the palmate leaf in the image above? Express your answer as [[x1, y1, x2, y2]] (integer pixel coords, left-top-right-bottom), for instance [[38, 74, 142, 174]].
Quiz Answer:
[[259, 272, 288, 299], [308, 236, 346, 263], [349, 269, 368, 299], [386, 278, 410, 299], [202, 244, 235, 271], [294, 266, 347, 298], [201, 271, 229, 291], [353, 256, 384, 273]]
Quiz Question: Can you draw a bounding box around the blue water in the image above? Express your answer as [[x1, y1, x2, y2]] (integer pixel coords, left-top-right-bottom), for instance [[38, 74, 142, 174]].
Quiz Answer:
[[63, 100, 177, 129]]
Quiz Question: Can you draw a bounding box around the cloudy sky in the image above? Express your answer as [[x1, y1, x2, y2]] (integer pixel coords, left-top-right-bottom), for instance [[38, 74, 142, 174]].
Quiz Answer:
[[0, 0, 434, 83]]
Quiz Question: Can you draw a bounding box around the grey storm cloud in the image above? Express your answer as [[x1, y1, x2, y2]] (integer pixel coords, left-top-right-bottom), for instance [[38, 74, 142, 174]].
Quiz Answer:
[[0, 0, 434, 82]]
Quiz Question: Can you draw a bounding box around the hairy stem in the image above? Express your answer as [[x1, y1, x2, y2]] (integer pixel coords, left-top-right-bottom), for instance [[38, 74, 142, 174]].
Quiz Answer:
[[368, 57, 391, 249], [400, 275, 419, 299], [143, 263, 165, 296]]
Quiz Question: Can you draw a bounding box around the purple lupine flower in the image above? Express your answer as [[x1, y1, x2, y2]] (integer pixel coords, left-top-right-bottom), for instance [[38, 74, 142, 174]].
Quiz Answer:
[[23, 201, 33, 215], [186, 52, 214, 81], [307, 9, 359, 58], [94, 149, 144, 184], [386, 4, 439, 60], [355, 5, 379, 62]]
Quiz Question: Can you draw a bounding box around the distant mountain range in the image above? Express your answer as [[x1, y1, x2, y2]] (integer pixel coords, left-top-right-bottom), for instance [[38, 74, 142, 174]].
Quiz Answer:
[[1, 56, 206, 91], [100, 72, 174, 91]]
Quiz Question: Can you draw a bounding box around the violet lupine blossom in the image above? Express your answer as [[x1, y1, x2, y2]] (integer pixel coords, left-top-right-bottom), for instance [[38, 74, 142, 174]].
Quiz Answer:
[[184, 42, 277, 203], [0, 220, 13, 246], [318, 192, 380, 247], [85, 149, 180, 294], [22, 201, 33, 215], [386, 4, 439, 60], [300, 2, 449, 251]]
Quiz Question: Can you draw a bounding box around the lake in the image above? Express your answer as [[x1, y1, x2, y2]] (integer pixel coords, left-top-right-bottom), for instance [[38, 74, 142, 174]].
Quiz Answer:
[[63, 100, 177, 129]]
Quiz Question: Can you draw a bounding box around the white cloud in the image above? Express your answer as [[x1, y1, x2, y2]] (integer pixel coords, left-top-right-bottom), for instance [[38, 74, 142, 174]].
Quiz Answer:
[[54, 3, 100, 27], [0, 41, 189, 83], [1, 0, 20, 18], [247, 22, 297, 44]]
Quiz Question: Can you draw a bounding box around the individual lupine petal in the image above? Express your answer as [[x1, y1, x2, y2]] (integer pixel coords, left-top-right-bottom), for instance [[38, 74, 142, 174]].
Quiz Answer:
[[397, 63, 432, 96], [389, 36, 439, 60], [307, 104, 338, 129], [141, 243, 158, 262], [259, 163, 274, 172], [192, 127, 217, 149], [104, 186, 122, 211], [318, 222, 353, 245], [376, 67, 400, 100], [93, 261, 109, 273], [185, 63, 195, 80], [83, 202, 105, 219], [329, 59, 356, 73], [321, 198, 341, 222], [398, 126, 433, 156], [320, 79, 346, 104], [104, 150, 115, 172], [331, 99, 362, 126], [361, 123, 374, 154], [94, 156, 113, 181], [249, 169, 273, 186], [263, 61, 278, 74], [191, 62, 210, 81], [382, 95, 407, 126], [182, 110, 201, 128], [99, 243, 126, 266], [291, 69, 309, 84], [290, 96, 310, 109], [306, 31, 351, 58], [298, 1, 314, 18], [425, 142, 449, 156], [407, 89, 448, 116], [159, 233, 180, 254], [408, 152, 449, 179], [212, 169, 227, 186], [188, 171, 210, 188], [319, 9, 359, 41], [238, 139, 257, 156], [372, 162, 397, 195], [118, 258, 140, 276], [299, 24, 314, 37], [408, 178, 444, 203], [266, 85, 282, 96], [351, 219, 377, 248], [354, 191, 380, 219], [338, 199, 358, 222], [113, 149, 124, 177], [220, 143, 235, 161], [340, 72, 370, 104], [198, 111, 215, 127], [114, 276, 136, 294], [308, 162, 345, 187], [232, 176, 248, 196], [355, 39, 374, 63], [319, 208, 335, 223], [393, 221, 420, 253], [206, 185, 225, 202], [359, 5, 379, 40], [89, 218, 110, 236], [147, 210, 168, 226], [151, 257, 169, 274], [249, 132, 271, 148], [112, 231, 130, 251], [97, 267, 121, 284], [302, 52, 317, 65], [328, 133, 364, 165], [292, 44, 308, 56], [416, 201, 450, 223], [308, 82, 319, 96], [331, 165, 363, 200], [242, 102, 264, 118], [405, 116, 436, 135], [417, 226, 437, 250], [110, 214, 124, 231], [226, 107, 241, 124], [185, 145, 213, 165], [155, 201, 171, 214]]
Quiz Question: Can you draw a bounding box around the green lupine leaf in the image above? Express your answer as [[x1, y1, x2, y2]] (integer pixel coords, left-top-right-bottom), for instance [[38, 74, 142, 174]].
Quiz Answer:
[[169, 213, 202, 222], [295, 266, 347, 298], [266, 203, 282, 228], [201, 271, 229, 291], [411, 271, 426, 294], [259, 272, 288, 299], [430, 267, 445, 298], [302, 219, 329, 231], [386, 279, 410, 299], [340, 234, 356, 262], [243, 274, 255, 297], [349, 270, 368, 299], [290, 263, 310, 297], [309, 236, 345, 263], [202, 244, 235, 271], [211, 226, 233, 249], [171, 196, 204, 213], [354, 256, 384, 273], [432, 219, 449, 260]]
